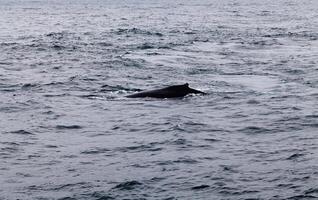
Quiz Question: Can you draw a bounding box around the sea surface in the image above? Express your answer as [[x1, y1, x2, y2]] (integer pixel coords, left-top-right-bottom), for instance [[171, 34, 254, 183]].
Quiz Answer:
[[0, 0, 318, 199]]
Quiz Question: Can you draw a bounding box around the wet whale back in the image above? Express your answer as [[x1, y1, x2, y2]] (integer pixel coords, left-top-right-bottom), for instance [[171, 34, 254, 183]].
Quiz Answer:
[[126, 83, 205, 98]]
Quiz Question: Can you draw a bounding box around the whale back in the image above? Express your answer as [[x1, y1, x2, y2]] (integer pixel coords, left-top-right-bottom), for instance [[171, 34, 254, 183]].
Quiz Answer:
[[126, 83, 205, 98]]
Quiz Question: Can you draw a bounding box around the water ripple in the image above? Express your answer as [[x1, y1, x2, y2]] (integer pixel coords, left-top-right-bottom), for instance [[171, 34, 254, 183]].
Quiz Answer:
[[0, 0, 317, 199]]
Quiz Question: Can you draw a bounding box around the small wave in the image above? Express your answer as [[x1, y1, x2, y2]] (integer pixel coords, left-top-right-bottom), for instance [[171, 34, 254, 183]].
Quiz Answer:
[[146, 52, 161, 55], [116, 144, 163, 153], [0, 61, 13, 66], [286, 195, 317, 199], [100, 57, 146, 68], [305, 188, 318, 195], [305, 114, 318, 119], [95, 41, 113, 47], [191, 185, 210, 190], [170, 138, 187, 145], [8, 130, 34, 135], [21, 83, 38, 88], [237, 38, 282, 49], [186, 68, 218, 75], [174, 157, 199, 164], [203, 138, 220, 143], [217, 186, 259, 196], [55, 125, 83, 130], [43, 81, 67, 86], [130, 163, 151, 168], [44, 145, 58, 148], [288, 31, 318, 40], [284, 68, 306, 75], [27, 182, 92, 194], [77, 94, 101, 99], [100, 84, 140, 92], [0, 83, 20, 92], [43, 93, 69, 97], [53, 182, 89, 191], [301, 123, 318, 128], [0, 42, 18, 47], [58, 197, 78, 200], [137, 43, 156, 50], [286, 153, 305, 160], [20, 42, 72, 52], [81, 147, 111, 155], [1, 142, 19, 146], [264, 31, 318, 41], [45, 31, 72, 40], [112, 28, 163, 37], [238, 126, 272, 134], [51, 44, 66, 50], [247, 99, 260, 104], [113, 180, 142, 190], [87, 192, 114, 200], [21, 83, 41, 91], [0, 146, 19, 153], [221, 165, 239, 173], [184, 31, 197, 35]]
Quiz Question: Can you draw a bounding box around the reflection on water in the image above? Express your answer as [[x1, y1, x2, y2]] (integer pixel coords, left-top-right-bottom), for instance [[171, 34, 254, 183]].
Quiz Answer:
[[0, 0, 318, 199]]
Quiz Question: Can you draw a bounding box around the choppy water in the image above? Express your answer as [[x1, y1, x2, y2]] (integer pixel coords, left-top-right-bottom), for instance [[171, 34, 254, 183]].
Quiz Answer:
[[1, 0, 318, 199]]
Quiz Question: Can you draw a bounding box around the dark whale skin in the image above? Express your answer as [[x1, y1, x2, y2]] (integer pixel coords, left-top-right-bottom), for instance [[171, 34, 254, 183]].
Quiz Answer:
[[126, 83, 206, 98]]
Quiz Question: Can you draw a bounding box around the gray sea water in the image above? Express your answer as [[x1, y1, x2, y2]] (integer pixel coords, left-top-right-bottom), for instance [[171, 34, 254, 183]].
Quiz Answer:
[[1, 0, 318, 199]]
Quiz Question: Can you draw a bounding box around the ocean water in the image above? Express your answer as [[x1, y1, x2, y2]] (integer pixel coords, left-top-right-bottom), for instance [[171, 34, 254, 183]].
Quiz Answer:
[[0, 0, 318, 199]]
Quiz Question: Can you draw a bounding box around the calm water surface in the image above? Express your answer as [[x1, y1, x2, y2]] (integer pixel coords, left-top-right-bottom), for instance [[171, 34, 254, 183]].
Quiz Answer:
[[0, 0, 318, 199]]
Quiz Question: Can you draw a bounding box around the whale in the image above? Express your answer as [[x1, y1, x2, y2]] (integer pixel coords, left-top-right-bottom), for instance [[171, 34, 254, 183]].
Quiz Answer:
[[126, 83, 206, 98]]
